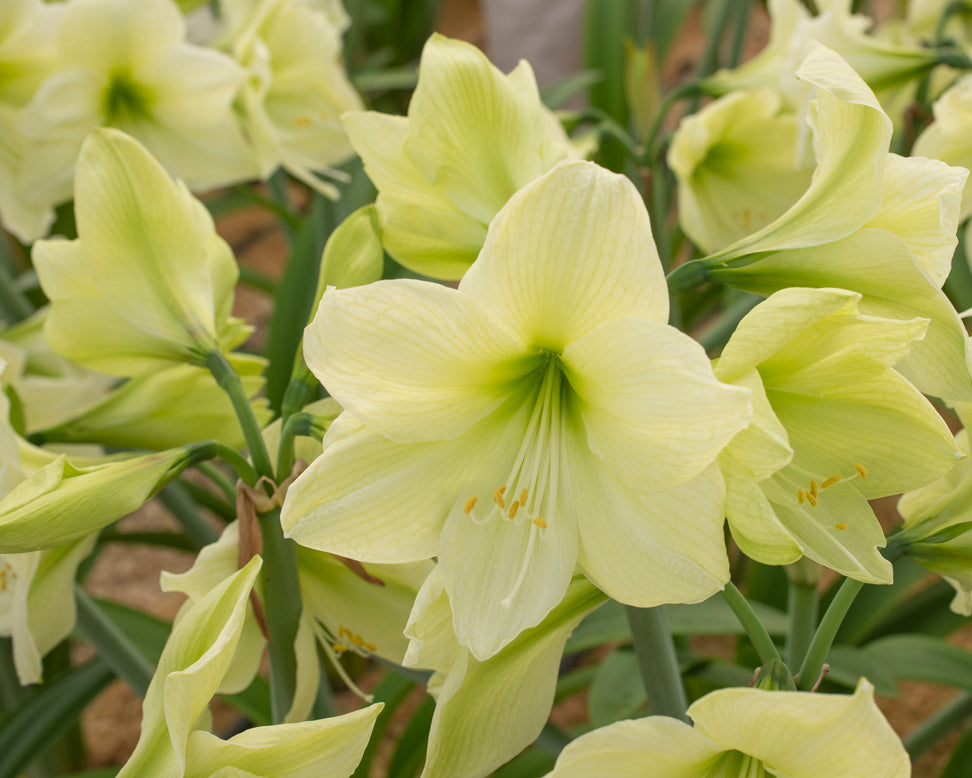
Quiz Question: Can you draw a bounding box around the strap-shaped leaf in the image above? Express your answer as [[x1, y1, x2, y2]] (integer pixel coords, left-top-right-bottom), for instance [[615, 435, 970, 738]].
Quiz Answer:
[[0, 658, 113, 778]]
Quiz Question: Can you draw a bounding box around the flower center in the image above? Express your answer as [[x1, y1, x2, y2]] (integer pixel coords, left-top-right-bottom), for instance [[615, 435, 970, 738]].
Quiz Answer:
[[102, 71, 152, 123], [796, 463, 868, 522], [462, 356, 567, 606]]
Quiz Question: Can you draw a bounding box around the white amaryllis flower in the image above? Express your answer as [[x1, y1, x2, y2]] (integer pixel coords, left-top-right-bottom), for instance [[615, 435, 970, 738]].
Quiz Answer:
[[281, 160, 752, 661], [544, 679, 909, 777], [17, 0, 254, 213]]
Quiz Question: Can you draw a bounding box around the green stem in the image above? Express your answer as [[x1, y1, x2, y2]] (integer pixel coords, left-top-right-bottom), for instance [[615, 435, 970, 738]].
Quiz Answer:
[[194, 462, 239, 504], [797, 578, 864, 691], [666, 259, 710, 294], [275, 412, 323, 480], [73, 586, 155, 698], [237, 265, 279, 296], [904, 691, 972, 759], [0, 262, 34, 324], [625, 605, 689, 721], [156, 481, 219, 550], [177, 478, 236, 522], [727, 0, 750, 68], [785, 580, 819, 670], [192, 440, 258, 488], [696, 293, 760, 352], [721, 582, 782, 665], [205, 352, 275, 481], [258, 508, 303, 724]]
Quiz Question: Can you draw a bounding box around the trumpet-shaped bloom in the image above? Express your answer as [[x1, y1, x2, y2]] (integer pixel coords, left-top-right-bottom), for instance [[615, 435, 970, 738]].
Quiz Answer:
[[214, 0, 362, 196], [0, 369, 98, 685], [914, 75, 972, 221], [0, 310, 114, 433], [668, 88, 814, 253], [715, 287, 959, 583], [162, 521, 431, 721], [897, 402, 972, 615], [679, 44, 972, 402], [342, 33, 575, 279], [119, 557, 383, 778], [17, 0, 253, 211], [0, 438, 210, 553], [33, 129, 251, 377], [282, 160, 752, 660], [404, 569, 606, 778], [38, 358, 270, 451], [0, 535, 96, 685], [706, 0, 936, 115], [544, 679, 909, 777], [0, 0, 59, 241]]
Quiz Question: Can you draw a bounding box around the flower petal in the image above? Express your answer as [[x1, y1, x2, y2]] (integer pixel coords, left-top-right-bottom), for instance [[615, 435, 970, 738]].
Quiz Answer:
[[305, 279, 530, 442], [403, 34, 570, 225], [460, 160, 669, 350], [562, 317, 752, 491], [184, 703, 382, 778], [437, 483, 579, 660], [688, 679, 910, 778], [546, 717, 726, 777], [574, 458, 731, 607]]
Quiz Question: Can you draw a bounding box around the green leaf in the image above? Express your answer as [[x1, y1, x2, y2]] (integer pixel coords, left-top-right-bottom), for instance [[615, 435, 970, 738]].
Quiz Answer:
[[824, 645, 899, 697], [492, 746, 557, 778], [387, 694, 435, 778], [866, 579, 968, 640], [832, 556, 931, 645], [0, 659, 114, 778], [588, 646, 646, 726], [864, 636, 972, 691], [351, 670, 416, 778], [940, 721, 972, 778]]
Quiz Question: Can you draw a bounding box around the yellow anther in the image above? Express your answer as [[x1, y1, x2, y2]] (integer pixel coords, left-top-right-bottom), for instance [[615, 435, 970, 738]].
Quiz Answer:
[[798, 489, 807, 504], [809, 480, 819, 498], [333, 643, 348, 654], [464, 496, 478, 514], [533, 517, 547, 529], [855, 463, 868, 478], [822, 476, 841, 489], [338, 626, 350, 639], [364, 642, 377, 652], [519, 488, 528, 505], [508, 500, 520, 519], [806, 492, 818, 507], [493, 485, 507, 509], [834, 523, 848, 531], [349, 633, 364, 646], [295, 115, 312, 127]]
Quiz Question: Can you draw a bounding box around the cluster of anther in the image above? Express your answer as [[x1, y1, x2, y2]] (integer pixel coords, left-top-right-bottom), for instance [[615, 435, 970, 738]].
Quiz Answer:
[[796, 463, 868, 529], [463, 485, 548, 530], [332, 624, 376, 656], [0, 559, 14, 592]]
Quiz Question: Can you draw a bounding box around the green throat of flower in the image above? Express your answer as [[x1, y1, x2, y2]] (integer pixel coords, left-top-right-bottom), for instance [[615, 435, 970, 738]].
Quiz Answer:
[[102, 72, 152, 123], [461, 356, 569, 606]]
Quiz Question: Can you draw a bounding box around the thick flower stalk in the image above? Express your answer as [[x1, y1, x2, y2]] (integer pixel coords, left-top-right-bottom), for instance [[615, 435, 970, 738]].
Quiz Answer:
[[544, 679, 909, 777], [282, 159, 752, 660], [342, 33, 576, 279], [716, 287, 959, 582], [33, 128, 252, 376]]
